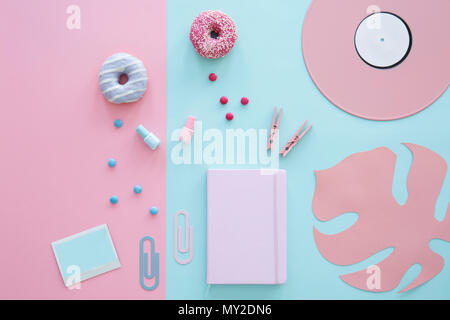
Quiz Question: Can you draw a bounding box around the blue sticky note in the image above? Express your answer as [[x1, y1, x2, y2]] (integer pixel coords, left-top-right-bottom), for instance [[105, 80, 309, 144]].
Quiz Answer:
[[51, 224, 121, 287]]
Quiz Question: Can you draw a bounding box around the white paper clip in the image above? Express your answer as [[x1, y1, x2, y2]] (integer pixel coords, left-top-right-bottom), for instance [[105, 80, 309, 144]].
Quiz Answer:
[[139, 236, 159, 291], [174, 210, 193, 265]]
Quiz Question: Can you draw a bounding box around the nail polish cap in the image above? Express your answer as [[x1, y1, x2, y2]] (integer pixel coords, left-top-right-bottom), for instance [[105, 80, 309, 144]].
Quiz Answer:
[[136, 125, 150, 139], [185, 116, 196, 129]]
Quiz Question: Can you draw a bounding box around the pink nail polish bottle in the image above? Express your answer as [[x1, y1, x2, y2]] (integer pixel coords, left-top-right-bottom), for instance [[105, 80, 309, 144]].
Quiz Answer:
[[179, 116, 196, 144]]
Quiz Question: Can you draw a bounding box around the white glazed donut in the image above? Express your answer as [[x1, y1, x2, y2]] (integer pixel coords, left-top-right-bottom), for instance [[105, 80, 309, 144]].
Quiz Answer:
[[99, 53, 148, 104]]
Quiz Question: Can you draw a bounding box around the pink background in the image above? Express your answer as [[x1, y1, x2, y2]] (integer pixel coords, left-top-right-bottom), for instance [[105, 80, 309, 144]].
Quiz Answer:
[[0, 0, 166, 299]]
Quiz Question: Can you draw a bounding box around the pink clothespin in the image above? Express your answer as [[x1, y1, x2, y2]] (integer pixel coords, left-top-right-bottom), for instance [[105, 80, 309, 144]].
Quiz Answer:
[[179, 116, 196, 144], [280, 121, 312, 157], [267, 107, 282, 150]]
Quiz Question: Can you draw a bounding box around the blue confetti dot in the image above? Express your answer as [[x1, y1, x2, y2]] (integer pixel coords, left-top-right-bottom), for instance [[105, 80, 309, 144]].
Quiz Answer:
[[150, 206, 158, 215], [114, 119, 123, 128], [110, 195, 119, 204], [134, 185, 142, 194], [108, 158, 117, 168]]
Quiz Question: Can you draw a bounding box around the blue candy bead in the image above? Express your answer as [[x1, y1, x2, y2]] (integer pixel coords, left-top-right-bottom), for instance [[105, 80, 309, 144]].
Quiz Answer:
[[108, 158, 117, 168], [134, 185, 142, 194], [150, 206, 158, 215], [110, 195, 119, 204], [114, 119, 123, 128]]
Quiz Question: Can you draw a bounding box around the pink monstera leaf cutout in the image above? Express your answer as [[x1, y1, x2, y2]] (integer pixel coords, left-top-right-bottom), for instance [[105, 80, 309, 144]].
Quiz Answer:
[[313, 143, 450, 292]]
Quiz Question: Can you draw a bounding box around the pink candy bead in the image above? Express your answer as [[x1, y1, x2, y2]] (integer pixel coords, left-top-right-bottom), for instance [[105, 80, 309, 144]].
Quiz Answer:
[[209, 73, 217, 81], [220, 96, 228, 105]]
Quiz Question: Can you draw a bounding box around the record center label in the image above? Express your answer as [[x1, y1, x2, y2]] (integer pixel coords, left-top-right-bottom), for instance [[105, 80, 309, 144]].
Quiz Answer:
[[355, 12, 411, 69]]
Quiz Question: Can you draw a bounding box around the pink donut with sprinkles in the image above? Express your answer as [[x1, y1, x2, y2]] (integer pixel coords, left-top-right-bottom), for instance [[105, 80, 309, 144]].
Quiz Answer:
[[190, 10, 238, 59]]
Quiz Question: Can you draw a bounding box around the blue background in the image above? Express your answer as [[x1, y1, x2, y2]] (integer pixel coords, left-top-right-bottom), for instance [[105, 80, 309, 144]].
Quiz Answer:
[[166, 0, 450, 299]]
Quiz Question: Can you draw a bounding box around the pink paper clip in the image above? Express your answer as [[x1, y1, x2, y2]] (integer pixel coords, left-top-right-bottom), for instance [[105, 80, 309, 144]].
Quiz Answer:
[[280, 121, 312, 157], [267, 107, 282, 150], [179, 116, 196, 144]]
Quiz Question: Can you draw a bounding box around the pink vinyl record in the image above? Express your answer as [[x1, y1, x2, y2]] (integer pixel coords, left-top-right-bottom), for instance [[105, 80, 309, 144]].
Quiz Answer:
[[302, 0, 450, 121]]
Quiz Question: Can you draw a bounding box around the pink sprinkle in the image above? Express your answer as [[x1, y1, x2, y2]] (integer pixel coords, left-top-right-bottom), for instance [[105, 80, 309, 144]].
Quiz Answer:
[[241, 97, 249, 105], [209, 73, 217, 81], [226, 112, 234, 121], [220, 96, 228, 105]]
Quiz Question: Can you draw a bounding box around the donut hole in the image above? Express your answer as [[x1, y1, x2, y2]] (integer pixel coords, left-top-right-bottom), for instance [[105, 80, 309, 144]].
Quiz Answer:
[[118, 73, 129, 85], [210, 30, 219, 39]]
